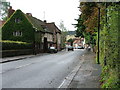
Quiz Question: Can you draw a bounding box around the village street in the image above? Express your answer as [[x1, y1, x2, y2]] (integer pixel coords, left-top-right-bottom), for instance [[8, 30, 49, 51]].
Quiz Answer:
[[1, 49, 85, 88]]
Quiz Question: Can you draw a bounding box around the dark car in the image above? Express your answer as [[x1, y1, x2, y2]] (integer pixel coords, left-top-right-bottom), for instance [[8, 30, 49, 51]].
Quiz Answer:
[[77, 46, 84, 49], [68, 46, 74, 51], [48, 46, 58, 53]]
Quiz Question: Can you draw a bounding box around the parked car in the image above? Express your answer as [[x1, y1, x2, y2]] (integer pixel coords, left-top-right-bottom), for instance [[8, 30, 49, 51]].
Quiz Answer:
[[77, 46, 84, 49], [48, 46, 58, 53], [67, 46, 74, 51]]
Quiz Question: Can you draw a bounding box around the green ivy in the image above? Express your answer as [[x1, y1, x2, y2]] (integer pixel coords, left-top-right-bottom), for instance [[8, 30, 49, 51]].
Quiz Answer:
[[2, 9, 35, 43], [99, 4, 120, 88]]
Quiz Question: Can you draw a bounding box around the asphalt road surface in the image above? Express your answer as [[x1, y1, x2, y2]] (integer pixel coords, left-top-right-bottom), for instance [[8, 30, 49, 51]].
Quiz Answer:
[[1, 49, 85, 88]]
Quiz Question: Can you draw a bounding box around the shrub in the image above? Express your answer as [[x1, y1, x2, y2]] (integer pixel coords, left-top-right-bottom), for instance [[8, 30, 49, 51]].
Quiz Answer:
[[1, 40, 33, 50]]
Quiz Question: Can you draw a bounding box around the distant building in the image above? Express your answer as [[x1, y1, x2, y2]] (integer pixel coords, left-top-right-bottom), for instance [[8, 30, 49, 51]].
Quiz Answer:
[[66, 31, 76, 41], [73, 37, 85, 48]]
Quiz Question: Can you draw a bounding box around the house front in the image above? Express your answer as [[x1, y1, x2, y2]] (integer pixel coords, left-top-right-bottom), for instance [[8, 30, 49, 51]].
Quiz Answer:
[[2, 7, 61, 56], [2, 9, 35, 43], [2, 9, 47, 54], [46, 23, 61, 51]]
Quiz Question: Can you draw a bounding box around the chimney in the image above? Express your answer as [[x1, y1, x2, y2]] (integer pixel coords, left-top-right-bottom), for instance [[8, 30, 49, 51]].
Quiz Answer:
[[8, 6, 15, 18], [26, 13, 32, 17], [44, 20, 47, 23]]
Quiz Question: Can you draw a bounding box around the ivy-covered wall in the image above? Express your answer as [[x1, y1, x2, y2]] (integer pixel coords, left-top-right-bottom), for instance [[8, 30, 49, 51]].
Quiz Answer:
[[2, 9, 35, 43], [99, 4, 120, 88]]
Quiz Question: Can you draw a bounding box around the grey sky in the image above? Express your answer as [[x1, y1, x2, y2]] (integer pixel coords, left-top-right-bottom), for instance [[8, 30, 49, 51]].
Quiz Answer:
[[7, 0, 80, 31]]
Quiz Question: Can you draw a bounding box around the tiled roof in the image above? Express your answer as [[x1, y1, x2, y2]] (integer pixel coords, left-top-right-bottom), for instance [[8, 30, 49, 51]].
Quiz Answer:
[[26, 15, 44, 32], [46, 23, 61, 33], [26, 15, 53, 34], [73, 39, 80, 44]]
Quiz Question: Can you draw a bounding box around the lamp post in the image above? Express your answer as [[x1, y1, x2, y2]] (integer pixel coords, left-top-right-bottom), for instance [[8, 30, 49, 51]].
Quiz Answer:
[[97, 2, 100, 64]]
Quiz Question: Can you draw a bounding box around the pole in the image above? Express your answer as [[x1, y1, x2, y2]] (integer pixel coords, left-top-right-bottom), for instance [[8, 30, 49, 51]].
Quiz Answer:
[[97, 7, 100, 64]]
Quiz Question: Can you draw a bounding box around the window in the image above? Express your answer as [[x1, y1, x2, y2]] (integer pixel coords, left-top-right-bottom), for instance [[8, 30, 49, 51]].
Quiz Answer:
[[13, 31, 17, 36], [13, 31, 22, 36], [15, 18, 21, 23], [19, 31, 22, 36]]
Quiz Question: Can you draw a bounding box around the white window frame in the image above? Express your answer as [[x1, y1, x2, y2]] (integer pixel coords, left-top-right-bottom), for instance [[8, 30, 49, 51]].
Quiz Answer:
[[13, 31, 22, 36]]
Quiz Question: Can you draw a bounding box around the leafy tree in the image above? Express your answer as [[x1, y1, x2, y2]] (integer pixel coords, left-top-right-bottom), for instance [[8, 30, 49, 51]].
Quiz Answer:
[[75, 15, 85, 37], [59, 20, 68, 48], [76, 1, 120, 88], [0, 0, 10, 20], [76, 2, 104, 46]]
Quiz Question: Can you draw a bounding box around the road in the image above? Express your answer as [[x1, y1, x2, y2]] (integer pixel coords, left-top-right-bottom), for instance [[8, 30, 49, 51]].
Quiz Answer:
[[1, 49, 85, 88]]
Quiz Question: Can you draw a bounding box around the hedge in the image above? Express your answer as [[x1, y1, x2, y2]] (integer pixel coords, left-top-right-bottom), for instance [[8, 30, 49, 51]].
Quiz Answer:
[[1, 49, 33, 58], [99, 4, 120, 88], [1, 40, 33, 50]]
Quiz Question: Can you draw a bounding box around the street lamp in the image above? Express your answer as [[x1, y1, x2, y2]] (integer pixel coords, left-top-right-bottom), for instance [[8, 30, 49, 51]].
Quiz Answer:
[[97, 2, 101, 64]]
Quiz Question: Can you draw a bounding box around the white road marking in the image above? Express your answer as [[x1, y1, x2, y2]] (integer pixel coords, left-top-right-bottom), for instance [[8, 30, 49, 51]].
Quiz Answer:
[[58, 79, 66, 88], [15, 63, 33, 69], [1, 63, 34, 74], [58, 60, 84, 88]]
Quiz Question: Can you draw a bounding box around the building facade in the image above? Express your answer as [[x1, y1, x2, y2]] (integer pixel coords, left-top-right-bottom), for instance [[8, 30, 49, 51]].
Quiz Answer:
[[1, 7, 61, 54]]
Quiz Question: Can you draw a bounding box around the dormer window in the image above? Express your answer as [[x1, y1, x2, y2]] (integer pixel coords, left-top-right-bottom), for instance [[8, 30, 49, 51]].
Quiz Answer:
[[13, 31, 22, 36], [15, 18, 21, 23]]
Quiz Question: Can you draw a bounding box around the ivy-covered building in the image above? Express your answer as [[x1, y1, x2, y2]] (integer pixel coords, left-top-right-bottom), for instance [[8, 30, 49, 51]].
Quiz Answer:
[[2, 10, 36, 43], [1, 7, 61, 54]]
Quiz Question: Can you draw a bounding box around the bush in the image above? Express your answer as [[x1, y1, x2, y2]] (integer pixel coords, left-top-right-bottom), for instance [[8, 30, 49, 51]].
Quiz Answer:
[[1, 40, 33, 50], [101, 68, 119, 88]]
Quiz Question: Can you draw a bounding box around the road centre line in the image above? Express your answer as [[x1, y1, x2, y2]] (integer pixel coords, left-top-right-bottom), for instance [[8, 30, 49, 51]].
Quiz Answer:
[[1, 63, 34, 74]]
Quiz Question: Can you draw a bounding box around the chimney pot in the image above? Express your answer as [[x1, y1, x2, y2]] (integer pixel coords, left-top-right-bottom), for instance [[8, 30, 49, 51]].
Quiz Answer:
[[26, 13, 32, 17], [8, 6, 15, 18], [44, 20, 47, 23]]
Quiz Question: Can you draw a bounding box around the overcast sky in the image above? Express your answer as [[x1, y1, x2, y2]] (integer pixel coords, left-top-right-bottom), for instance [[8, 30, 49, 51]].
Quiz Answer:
[[6, 0, 81, 31]]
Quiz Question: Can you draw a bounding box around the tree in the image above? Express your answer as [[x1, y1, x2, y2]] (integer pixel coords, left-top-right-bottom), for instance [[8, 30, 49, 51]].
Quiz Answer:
[[0, 0, 10, 20], [59, 20, 68, 48], [75, 15, 85, 37], [77, 2, 120, 88], [67, 38, 74, 46], [76, 2, 99, 46]]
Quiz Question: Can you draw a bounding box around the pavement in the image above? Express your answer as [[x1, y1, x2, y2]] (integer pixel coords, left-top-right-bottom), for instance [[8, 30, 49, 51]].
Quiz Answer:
[[0, 50, 66, 63], [59, 51, 101, 88], [0, 53, 49, 63]]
